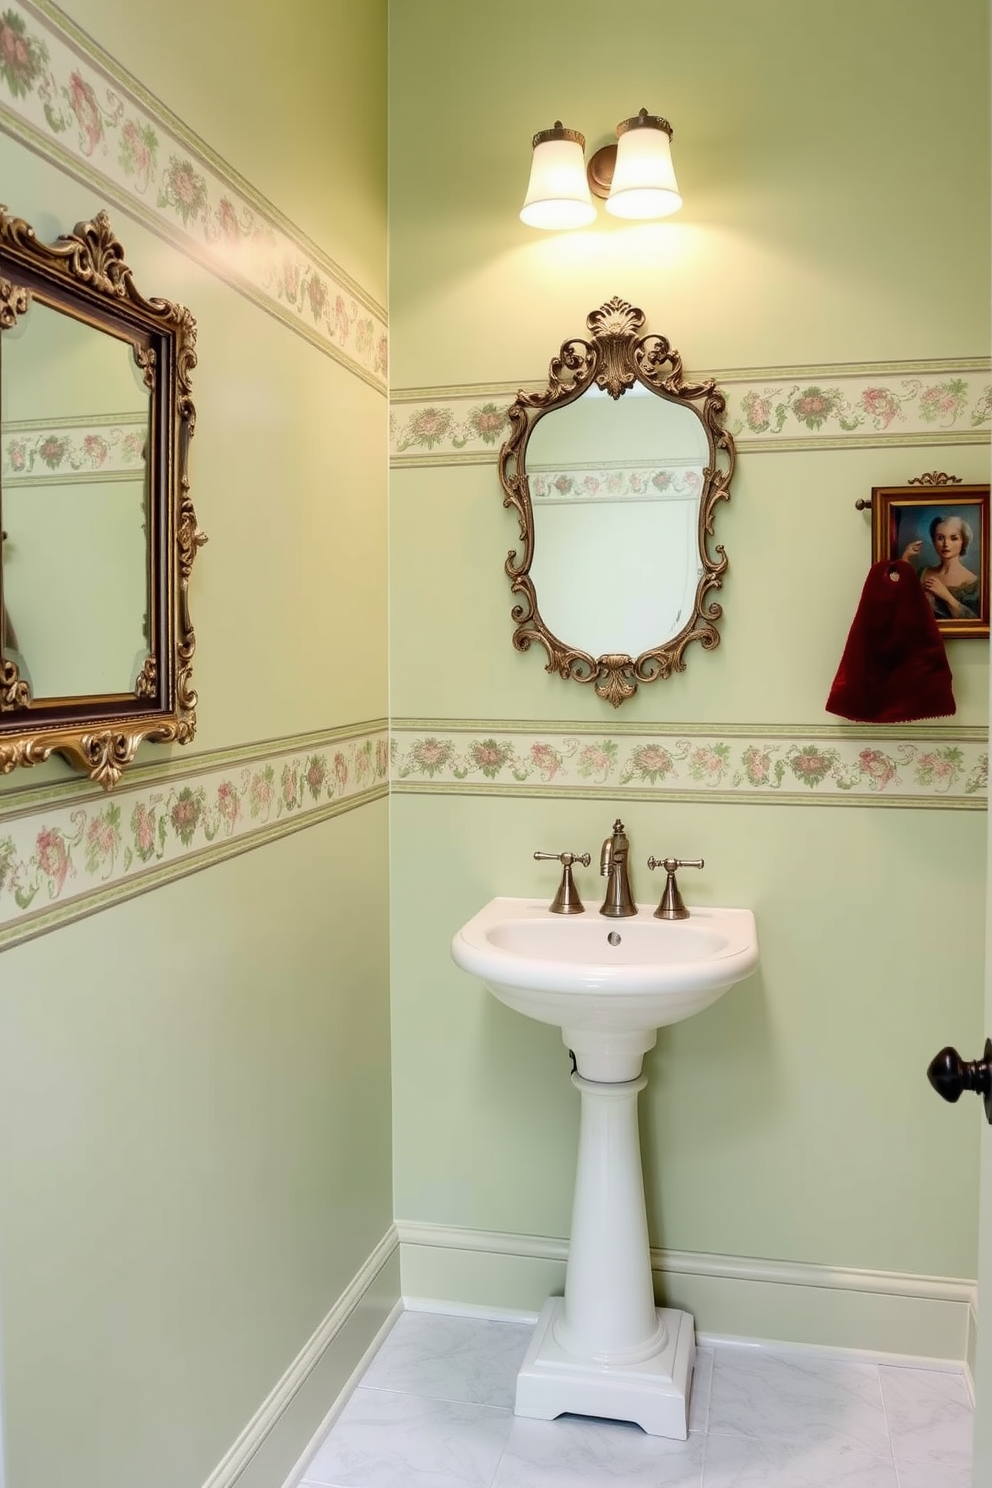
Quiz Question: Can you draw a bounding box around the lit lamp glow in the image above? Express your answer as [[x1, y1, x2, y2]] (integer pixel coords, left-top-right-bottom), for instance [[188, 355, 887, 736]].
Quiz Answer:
[[605, 108, 682, 220], [520, 122, 597, 230]]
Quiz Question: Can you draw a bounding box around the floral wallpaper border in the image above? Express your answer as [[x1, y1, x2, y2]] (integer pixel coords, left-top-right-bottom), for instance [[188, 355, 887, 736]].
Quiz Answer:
[[0, 1, 387, 393], [390, 362, 992, 466], [0, 724, 388, 950], [0, 715, 980, 948], [3, 411, 147, 483], [391, 725, 987, 809]]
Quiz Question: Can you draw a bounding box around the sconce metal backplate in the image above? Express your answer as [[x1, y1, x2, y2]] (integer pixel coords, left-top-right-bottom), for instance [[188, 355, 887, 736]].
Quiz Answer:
[[497, 298, 735, 706]]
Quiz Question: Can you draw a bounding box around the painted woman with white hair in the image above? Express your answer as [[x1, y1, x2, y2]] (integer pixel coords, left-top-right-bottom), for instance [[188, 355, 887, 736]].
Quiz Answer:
[[901, 514, 980, 620]]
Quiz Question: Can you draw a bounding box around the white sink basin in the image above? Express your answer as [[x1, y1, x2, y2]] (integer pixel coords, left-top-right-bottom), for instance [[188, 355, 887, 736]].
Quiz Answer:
[[452, 896, 758, 1081]]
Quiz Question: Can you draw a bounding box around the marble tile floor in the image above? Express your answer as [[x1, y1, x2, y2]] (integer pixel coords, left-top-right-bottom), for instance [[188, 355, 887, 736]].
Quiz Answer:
[[294, 1309, 974, 1488]]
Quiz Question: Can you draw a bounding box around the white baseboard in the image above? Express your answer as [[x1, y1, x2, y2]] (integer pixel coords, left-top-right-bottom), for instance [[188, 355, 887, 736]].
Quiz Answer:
[[966, 1297, 979, 1403], [398, 1295, 971, 1380], [201, 1224, 400, 1488], [695, 1331, 969, 1374], [277, 1297, 404, 1488], [397, 1220, 977, 1366]]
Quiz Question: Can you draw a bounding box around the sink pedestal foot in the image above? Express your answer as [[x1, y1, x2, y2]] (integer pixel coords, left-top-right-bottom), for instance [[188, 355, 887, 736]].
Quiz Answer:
[[514, 1070, 695, 1438], [515, 1297, 695, 1439]]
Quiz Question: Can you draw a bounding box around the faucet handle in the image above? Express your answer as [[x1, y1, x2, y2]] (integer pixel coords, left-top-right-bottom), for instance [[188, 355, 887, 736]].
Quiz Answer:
[[534, 851, 591, 916], [646, 856, 704, 921]]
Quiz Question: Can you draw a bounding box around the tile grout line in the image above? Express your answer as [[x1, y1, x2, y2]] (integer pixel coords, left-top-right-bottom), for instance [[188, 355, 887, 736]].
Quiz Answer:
[[487, 1417, 511, 1488], [873, 1362, 904, 1485], [698, 1410, 710, 1487], [695, 1347, 713, 1487]]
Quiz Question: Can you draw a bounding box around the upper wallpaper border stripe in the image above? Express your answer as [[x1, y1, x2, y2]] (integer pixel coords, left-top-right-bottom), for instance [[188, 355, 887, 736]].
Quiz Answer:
[[393, 358, 992, 403], [32, 0, 383, 317], [390, 360, 992, 464], [0, 0, 387, 393]]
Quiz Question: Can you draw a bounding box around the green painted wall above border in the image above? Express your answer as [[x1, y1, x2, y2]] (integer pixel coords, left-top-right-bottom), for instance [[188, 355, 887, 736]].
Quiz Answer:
[[389, 0, 990, 386]]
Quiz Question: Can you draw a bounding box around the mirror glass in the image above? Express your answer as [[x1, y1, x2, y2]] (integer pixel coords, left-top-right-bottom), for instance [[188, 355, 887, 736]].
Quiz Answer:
[[1, 300, 150, 698], [526, 383, 708, 657]]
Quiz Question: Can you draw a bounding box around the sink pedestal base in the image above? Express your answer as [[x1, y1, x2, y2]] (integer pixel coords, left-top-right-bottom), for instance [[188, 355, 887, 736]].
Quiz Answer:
[[515, 1297, 695, 1439], [514, 1069, 695, 1438]]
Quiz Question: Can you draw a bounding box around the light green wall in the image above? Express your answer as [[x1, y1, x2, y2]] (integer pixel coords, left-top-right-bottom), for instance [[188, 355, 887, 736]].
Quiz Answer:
[[392, 795, 985, 1277], [389, 1, 989, 387], [0, 807, 391, 1488], [388, 0, 991, 1308], [0, 3, 392, 1486], [974, 819, 992, 1463], [391, 447, 991, 726]]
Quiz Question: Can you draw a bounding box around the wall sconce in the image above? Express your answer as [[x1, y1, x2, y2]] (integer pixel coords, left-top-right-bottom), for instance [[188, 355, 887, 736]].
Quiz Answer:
[[520, 108, 682, 230], [519, 123, 598, 230]]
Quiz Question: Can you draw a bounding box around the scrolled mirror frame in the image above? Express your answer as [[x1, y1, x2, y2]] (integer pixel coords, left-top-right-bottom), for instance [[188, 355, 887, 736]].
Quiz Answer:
[[0, 207, 206, 788], [498, 297, 735, 706]]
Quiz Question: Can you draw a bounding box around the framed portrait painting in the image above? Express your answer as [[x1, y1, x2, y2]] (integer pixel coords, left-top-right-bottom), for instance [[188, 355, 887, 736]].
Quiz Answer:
[[871, 481, 990, 638]]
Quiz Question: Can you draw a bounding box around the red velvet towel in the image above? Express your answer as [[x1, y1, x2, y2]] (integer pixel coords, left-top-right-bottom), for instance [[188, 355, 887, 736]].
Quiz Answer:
[[826, 560, 955, 723]]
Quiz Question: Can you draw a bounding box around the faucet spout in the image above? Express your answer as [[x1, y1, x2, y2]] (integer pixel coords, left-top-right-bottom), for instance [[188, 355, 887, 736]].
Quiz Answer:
[[599, 818, 636, 918]]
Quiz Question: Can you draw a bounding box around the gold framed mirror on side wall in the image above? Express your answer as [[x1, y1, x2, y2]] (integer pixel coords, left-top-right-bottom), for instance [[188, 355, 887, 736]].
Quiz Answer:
[[0, 207, 206, 788], [498, 297, 735, 705]]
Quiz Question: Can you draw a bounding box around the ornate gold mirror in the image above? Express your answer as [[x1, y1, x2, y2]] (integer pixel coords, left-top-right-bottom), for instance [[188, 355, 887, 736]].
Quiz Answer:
[[0, 207, 205, 787], [498, 298, 735, 705]]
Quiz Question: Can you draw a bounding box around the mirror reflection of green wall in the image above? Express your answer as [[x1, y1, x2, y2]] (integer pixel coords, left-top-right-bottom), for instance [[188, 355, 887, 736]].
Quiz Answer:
[[1, 298, 150, 698], [526, 383, 708, 657]]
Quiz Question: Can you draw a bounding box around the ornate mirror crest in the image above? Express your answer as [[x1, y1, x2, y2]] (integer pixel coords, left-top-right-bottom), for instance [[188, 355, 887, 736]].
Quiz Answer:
[[0, 207, 205, 787], [498, 298, 735, 705]]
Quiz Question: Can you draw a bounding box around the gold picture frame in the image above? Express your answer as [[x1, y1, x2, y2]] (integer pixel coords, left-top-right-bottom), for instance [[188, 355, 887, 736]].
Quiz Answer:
[[871, 474, 989, 639]]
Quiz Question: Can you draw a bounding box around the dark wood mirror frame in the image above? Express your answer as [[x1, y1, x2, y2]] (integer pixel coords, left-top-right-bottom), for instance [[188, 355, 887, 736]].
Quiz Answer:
[[0, 207, 205, 788], [498, 298, 735, 706]]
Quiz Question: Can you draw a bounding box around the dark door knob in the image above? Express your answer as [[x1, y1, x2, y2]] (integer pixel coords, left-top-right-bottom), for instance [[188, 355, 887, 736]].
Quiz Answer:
[[927, 1039, 992, 1125]]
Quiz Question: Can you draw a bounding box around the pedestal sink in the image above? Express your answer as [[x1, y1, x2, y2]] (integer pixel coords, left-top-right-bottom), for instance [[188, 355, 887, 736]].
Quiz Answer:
[[451, 896, 759, 1439]]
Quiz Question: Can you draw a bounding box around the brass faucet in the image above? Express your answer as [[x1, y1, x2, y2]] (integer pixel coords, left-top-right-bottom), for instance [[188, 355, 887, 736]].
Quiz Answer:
[[599, 819, 636, 917]]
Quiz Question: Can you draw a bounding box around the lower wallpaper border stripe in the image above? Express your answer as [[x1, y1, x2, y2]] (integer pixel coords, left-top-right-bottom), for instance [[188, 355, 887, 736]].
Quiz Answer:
[[0, 707, 983, 952], [390, 721, 988, 810], [0, 722, 388, 951]]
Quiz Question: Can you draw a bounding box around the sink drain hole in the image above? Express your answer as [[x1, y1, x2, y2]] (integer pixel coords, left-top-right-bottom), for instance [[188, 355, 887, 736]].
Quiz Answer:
[[607, 931, 622, 946]]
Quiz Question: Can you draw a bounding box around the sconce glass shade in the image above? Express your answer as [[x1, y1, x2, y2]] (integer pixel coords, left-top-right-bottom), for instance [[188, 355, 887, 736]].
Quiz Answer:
[[606, 109, 682, 219], [520, 122, 597, 230]]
